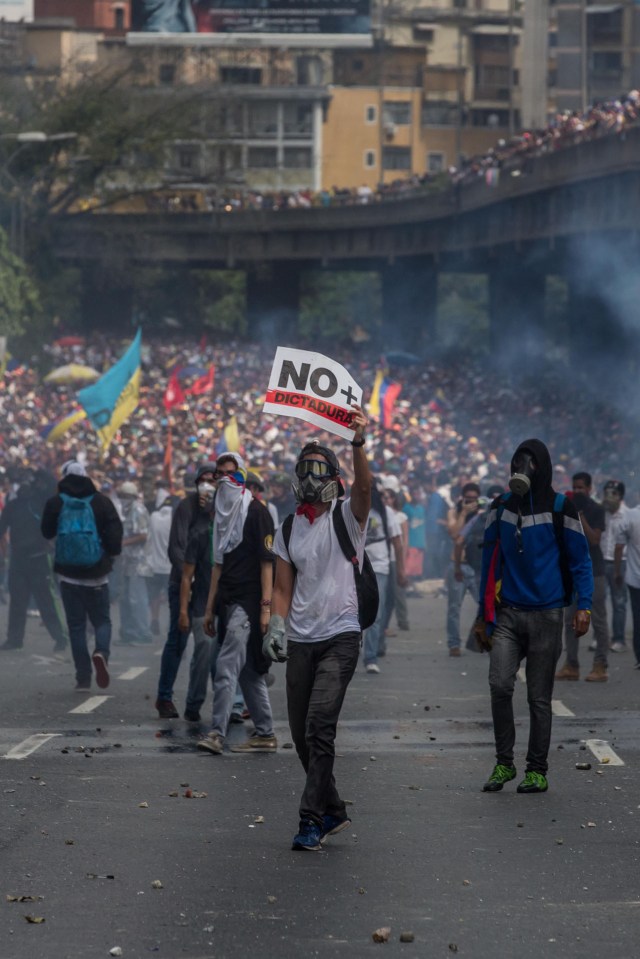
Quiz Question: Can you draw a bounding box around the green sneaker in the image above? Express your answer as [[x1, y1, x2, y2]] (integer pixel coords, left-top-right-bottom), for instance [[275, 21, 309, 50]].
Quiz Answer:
[[517, 771, 548, 794], [482, 763, 517, 792]]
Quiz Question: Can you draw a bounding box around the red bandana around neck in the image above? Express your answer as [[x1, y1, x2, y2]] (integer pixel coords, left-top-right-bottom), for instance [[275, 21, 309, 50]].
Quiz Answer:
[[296, 502, 318, 524]]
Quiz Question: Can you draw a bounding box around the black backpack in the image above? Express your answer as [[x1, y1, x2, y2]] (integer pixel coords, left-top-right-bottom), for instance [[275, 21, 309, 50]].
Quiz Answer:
[[281, 501, 379, 631]]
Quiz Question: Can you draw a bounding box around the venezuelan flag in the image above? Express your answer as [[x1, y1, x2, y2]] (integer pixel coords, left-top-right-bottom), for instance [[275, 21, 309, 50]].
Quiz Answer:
[[370, 370, 402, 429], [78, 330, 141, 451]]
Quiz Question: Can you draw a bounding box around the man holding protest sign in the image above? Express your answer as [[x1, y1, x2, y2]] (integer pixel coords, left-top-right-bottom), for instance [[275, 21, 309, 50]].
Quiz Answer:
[[263, 356, 370, 850]]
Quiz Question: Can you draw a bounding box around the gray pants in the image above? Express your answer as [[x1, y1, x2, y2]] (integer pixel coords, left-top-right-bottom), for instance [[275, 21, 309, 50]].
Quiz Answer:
[[564, 574, 608, 668], [185, 616, 213, 713], [489, 607, 563, 775], [210, 604, 273, 739]]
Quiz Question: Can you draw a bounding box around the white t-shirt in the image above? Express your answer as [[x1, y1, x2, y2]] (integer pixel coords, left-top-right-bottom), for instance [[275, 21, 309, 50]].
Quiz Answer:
[[144, 505, 173, 575], [366, 505, 401, 575], [273, 497, 368, 643], [615, 506, 640, 587]]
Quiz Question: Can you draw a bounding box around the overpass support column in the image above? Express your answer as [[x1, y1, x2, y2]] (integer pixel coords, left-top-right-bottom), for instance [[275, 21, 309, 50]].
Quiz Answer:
[[380, 257, 438, 354], [246, 263, 300, 342], [488, 260, 546, 355], [80, 267, 135, 332]]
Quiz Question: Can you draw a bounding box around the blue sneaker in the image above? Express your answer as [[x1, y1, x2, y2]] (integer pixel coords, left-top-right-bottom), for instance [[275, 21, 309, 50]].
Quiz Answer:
[[292, 818, 322, 851], [321, 813, 351, 843]]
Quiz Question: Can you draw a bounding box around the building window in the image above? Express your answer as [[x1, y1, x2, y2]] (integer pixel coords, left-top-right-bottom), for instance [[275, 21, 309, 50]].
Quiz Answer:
[[159, 63, 175, 84], [248, 147, 278, 169], [296, 55, 324, 85], [427, 151, 444, 173], [382, 146, 411, 171], [283, 147, 312, 169], [364, 149, 376, 169], [383, 101, 412, 125], [177, 148, 197, 171], [422, 102, 457, 126], [283, 102, 313, 137], [114, 6, 125, 30], [247, 101, 278, 137], [365, 104, 376, 124], [220, 66, 262, 85]]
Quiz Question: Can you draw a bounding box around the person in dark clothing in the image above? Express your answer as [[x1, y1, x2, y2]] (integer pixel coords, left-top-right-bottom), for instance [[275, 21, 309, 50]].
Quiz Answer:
[[41, 461, 123, 690], [177, 515, 214, 721], [476, 439, 593, 795], [155, 461, 217, 719], [0, 468, 69, 652], [555, 471, 609, 682]]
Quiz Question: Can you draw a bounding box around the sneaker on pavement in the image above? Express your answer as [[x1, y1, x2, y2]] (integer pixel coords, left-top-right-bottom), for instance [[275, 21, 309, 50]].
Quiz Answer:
[[555, 663, 579, 681], [0, 641, 23, 651], [197, 732, 224, 754], [517, 771, 548, 793], [184, 708, 201, 722], [229, 710, 245, 724], [155, 699, 179, 719], [75, 680, 91, 691], [292, 818, 323, 851], [365, 663, 380, 674], [585, 664, 608, 682], [321, 813, 351, 842], [482, 763, 517, 792], [610, 642, 627, 653], [229, 734, 278, 753], [449, 647, 461, 657], [91, 652, 110, 689]]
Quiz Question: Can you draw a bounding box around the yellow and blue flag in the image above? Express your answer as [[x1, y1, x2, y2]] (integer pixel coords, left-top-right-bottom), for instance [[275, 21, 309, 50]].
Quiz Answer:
[[370, 369, 402, 429], [78, 330, 141, 450], [41, 407, 87, 443]]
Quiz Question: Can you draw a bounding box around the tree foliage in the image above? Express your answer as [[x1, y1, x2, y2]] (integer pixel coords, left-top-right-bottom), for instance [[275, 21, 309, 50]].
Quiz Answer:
[[0, 226, 40, 339]]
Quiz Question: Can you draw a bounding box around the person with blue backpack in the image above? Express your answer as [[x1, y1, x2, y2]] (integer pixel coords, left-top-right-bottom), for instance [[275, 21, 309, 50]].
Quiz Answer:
[[474, 439, 593, 795], [41, 461, 123, 690]]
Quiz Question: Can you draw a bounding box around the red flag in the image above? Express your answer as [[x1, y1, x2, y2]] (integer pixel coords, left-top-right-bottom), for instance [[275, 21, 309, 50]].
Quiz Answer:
[[163, 425, 173, 491], [163, 371, 185, 410], [185, 364, 215, 397], [382, 381, 402, 429]]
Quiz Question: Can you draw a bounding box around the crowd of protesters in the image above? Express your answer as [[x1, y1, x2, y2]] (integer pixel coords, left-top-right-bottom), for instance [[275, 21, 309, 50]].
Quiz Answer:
[[1, 333, 639, 518], [129, 90, 640, 215]]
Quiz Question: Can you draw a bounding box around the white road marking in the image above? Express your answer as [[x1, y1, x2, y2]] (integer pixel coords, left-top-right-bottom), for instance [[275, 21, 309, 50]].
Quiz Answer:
[[69, 696, 111, 714], [584, 738, 625, 766], [517, 668, 526, 683], [552, 699, 575, 717], [118, 667, 148, 681], [3, 733, 62, 760]]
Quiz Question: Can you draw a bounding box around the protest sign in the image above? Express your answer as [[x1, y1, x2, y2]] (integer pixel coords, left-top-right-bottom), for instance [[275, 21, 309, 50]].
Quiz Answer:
[[263, 347, 362, 440]]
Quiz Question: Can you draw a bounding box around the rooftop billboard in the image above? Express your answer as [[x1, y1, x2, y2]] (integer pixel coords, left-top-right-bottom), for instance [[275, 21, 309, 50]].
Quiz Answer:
[[130, 0, 371, 38]]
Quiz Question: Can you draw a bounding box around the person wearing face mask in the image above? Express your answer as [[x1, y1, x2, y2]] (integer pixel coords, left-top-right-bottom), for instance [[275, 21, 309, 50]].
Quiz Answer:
[[475, 439, 593, 795], [117, 481, 152, 647], [262, 405, 370, 852], [155, 461, 217, 719], [198, 452, 276, 755], [600, 480, 629, 654]]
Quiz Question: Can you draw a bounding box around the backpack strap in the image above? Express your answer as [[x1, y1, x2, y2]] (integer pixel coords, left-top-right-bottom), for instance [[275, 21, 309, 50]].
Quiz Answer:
[[281, 513, 297, 574], [332, 501, 361, 573]]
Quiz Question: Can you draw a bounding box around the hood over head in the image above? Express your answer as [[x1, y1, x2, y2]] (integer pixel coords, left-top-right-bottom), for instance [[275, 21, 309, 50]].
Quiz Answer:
[[510, 438, 552, 495], [195, 461, 217, 483], [59, 473, 98, 498]]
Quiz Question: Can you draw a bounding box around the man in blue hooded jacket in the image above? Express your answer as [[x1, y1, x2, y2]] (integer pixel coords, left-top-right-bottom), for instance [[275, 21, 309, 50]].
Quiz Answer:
[[476, 438, 593, 794]]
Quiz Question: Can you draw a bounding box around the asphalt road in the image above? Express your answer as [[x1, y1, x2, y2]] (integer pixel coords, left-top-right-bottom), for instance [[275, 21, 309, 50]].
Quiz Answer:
[[0, 586, 638, 959]]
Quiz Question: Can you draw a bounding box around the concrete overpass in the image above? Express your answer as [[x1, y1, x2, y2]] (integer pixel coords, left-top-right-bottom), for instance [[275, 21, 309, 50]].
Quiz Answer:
[[54, 126, 640, 350]]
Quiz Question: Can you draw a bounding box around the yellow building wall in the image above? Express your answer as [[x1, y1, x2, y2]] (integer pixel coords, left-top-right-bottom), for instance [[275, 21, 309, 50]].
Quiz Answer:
[[323, 86, 426, 189]]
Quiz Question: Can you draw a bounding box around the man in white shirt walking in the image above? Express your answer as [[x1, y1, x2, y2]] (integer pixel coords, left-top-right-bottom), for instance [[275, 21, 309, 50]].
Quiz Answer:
[[263, 405, 370, 851], [601, 480, 629, 653]]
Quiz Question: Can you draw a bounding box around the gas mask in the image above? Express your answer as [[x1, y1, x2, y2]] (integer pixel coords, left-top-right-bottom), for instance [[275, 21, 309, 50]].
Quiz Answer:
[[292, 459, 340, 505], [509, 450, 536, 498], [197, 481, 215, 510]]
